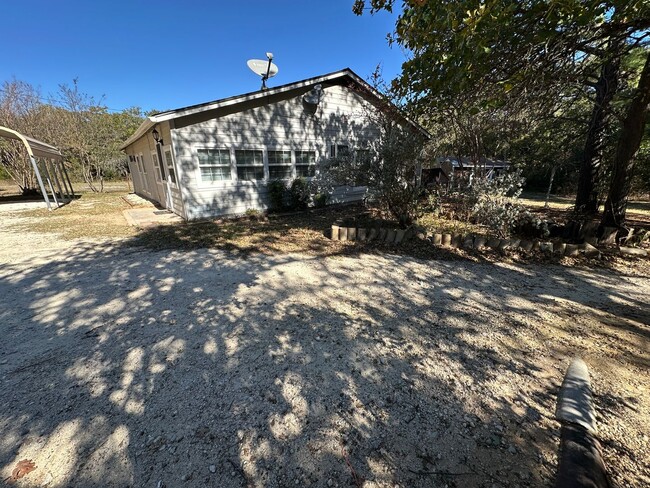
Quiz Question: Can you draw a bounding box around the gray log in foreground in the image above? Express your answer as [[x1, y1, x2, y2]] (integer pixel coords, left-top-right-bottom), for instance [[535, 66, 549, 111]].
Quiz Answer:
[[556, 359, 596, 433], [554, 358, 611, 488]]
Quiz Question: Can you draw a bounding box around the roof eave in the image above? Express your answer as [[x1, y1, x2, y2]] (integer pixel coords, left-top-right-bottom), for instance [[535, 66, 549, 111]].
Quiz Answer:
[[120, 118, 155, 150], [120, 67, 430, 149], [151, 68, 356, 122]]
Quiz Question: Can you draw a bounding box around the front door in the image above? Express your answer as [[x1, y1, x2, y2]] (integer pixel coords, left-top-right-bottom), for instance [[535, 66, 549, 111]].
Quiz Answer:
[[151, 150, 168, 206], [161, 145, 177, 213], [136, 154, 149, 196]]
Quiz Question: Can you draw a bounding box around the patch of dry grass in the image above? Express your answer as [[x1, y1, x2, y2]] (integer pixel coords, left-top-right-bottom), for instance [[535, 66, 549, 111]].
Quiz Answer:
[[521, 191, 650, 218], [4, 178, 648, 273], [130, 205, 374, 256], [417, 212, 486, 237], [5, 182, 140, 240]]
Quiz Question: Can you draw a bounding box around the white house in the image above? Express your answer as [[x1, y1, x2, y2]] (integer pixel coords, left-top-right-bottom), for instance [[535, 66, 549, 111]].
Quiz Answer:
[[120, 68, 428, 220]]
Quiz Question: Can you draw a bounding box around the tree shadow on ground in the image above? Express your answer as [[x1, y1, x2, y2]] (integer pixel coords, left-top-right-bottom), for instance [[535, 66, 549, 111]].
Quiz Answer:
[[0, 240, 648, 487]]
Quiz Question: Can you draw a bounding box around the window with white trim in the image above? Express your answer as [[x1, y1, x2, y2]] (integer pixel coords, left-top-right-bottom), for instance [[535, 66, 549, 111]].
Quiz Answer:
[[295, 150, 316, 177], [267, 150, 292, 179], [353, 149, 372, 186], [235, 149, 264, 181], [152, 151, 163, 182], [163, 148, 176, 184], [134, 154, 144, 174], [329, 144, 350, 158], [197, 149, 232, 182]]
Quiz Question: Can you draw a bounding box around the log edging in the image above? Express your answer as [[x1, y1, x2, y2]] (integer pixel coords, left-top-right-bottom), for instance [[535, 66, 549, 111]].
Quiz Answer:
[[329, 224, 648, 259]]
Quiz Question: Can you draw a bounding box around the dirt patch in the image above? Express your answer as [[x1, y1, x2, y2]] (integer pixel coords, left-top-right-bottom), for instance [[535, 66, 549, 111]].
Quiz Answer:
[[0, 244, 648, 487]]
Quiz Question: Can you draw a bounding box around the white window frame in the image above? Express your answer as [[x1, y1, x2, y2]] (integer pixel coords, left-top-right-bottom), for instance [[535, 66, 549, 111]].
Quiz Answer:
[[196, 147, 233, 184], [267, 147, 294, 181], [329, 143, 351, 159], [132, 154, 144, 174], [161, 145, 178, 188], [294, 150, 317, 178], [129, 154, 140, 187], [328, 142, 372, 187], [151, 150, 162, 183], [192, 146, 235, 188], [191, 145, 322, 186], [139, 153, 147, 176], [234, 147, 265, 183]]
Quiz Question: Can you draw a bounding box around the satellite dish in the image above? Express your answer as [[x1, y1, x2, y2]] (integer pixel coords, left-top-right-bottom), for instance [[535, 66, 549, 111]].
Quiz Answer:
[[303, 84, 323, 105], [247, 53, 279, 91]]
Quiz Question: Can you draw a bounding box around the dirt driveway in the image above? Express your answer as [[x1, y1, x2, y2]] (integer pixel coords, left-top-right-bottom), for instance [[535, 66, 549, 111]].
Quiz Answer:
[[0, 236, 648, 487]]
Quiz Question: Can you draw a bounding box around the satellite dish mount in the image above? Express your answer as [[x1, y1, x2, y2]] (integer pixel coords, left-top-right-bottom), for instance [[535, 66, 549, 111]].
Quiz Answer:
[[247, 53, 279, 91]]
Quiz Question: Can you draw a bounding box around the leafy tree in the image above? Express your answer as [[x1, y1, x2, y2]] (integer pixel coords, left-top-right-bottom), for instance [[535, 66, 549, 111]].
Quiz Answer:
[[601, 50, 650, 227], [326, 115, 426, 227], [354, 0, 650, 226]]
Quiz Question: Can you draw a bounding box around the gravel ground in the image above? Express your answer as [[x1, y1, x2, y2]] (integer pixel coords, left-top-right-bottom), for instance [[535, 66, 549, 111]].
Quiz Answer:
[[0, 238, 649, 488]]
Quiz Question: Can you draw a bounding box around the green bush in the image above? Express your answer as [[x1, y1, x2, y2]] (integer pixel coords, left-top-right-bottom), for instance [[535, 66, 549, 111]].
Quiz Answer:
[[289, 177, 310, 210], [308, 172, 335, 208], [312, 193, 329, 208], [244, 208, 262, 220], [267, 179, 287, 211], [468, 170, 527, 238], [419, 190, 442, 217]]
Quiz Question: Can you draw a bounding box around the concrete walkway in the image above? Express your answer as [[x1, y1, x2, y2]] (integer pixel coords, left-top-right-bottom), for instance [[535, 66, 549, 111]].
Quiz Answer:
[[122, 207, 184, 227]]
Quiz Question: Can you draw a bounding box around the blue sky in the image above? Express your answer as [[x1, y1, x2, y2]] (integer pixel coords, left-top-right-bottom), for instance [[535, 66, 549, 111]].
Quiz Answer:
[[2, 1, 405, 113]]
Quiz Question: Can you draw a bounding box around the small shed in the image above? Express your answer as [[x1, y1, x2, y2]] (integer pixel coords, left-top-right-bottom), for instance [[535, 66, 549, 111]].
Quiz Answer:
[[120, 68, 429, 220]]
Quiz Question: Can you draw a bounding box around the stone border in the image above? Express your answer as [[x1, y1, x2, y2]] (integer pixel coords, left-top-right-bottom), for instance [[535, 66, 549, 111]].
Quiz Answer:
[[330, 224, 649, 259]]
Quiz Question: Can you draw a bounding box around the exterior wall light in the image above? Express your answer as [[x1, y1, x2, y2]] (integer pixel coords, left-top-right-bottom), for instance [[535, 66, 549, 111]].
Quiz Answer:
[[152, 127, 163, 145]]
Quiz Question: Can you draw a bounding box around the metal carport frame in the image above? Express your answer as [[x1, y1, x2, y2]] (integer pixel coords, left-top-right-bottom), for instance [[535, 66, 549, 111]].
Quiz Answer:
[[0, 125, 75, 210]]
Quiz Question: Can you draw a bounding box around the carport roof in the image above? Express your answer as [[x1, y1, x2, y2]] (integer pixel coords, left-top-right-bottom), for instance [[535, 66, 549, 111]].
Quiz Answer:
[[0, 126, 63, 160]]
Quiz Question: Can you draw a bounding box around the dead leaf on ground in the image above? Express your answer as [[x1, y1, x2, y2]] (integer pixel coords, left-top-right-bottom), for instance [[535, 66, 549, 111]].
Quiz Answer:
[[7, 459, 37, 483]]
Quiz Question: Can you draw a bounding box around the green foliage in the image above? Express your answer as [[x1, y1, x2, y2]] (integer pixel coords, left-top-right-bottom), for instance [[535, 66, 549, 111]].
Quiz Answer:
[[356, 0, 650, 227], [268, 176, 329, 211], [420, 190, 442, 217], [466, 170, 528, 238], [289, 177, 310, 210], [312, 193, 329, 208], [326, 120, 425, 227], [464, 169, 549, 238], [308, 171, 335, 208], [267, 179, 287, 211], [356, 1, 648, 108], [244, 208, 262, 220]]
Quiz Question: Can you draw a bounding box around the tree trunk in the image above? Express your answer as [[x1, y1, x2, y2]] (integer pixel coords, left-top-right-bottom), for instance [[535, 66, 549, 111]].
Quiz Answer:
[[600, 51, 650, 228], [574, 55, 620, 215]]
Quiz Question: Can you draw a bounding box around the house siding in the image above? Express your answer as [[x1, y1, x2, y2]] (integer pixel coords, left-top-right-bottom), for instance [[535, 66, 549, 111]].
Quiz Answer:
[[171, 83, 380, 219], [124, 121, 185, 218]]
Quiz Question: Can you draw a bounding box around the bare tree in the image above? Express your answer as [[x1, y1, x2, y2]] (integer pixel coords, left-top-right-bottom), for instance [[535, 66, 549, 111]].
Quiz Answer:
[[0, 80, 47, 194]]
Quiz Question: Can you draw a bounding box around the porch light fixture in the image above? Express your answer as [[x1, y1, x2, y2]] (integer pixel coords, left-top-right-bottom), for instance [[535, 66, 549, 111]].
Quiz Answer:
[[152, 127, 163, 145]]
